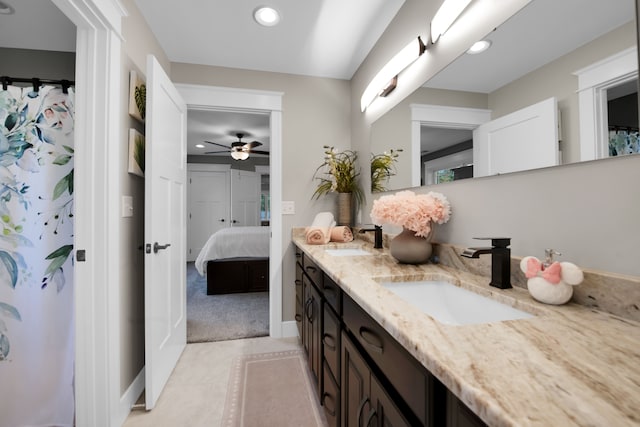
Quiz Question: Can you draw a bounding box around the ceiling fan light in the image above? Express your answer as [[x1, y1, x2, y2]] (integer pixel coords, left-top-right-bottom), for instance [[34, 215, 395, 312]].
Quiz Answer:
[[231, 149, 249, 160]]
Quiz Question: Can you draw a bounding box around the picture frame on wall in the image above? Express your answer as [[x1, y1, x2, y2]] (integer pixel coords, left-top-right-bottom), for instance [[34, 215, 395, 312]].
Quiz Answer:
[[128, 129, 145, 177], [128, 70, 146, 123]]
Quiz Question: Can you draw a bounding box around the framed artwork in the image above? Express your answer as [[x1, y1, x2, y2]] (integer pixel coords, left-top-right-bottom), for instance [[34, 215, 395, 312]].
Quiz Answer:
[[128, 129, 145, 177], [128, 70, 146, 123]]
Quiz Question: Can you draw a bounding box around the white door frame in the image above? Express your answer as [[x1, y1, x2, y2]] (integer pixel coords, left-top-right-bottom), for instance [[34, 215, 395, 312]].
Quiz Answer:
[[410, 104, 492, 185], [51, 0, 125, 425], [177, 83, 284, 338], [574, 47, 638, 161]]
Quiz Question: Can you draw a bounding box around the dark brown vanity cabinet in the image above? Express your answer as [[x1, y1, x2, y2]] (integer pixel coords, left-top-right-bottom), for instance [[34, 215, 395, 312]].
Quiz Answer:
[[294, 246, 487, 427], [342, 331, 413, 427], [343, 294, 430, 426]]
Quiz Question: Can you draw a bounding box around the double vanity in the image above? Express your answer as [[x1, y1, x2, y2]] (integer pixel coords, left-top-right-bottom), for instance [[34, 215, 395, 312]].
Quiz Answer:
[[292, 231, 640, 426]]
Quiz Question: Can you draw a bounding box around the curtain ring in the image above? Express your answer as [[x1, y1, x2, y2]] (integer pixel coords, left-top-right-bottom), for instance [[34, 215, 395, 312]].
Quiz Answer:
[[32, 78, 40, 93]]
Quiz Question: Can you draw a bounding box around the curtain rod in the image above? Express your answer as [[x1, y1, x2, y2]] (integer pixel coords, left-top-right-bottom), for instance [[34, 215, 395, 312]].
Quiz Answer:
[[1, 76, 75, 94]]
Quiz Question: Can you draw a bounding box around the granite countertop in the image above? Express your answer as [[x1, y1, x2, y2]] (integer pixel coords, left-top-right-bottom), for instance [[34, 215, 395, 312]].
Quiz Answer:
[[292, 233, 640, 427]]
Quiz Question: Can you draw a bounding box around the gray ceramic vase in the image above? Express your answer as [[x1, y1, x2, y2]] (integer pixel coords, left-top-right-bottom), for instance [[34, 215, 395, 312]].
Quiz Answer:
[[389, 227, 433, 264]]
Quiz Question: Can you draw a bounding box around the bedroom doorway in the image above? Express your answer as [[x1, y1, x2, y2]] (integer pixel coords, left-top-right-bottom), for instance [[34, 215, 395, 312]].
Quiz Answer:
[[186, 109, 271, 342], [178, 83, 284, 341]]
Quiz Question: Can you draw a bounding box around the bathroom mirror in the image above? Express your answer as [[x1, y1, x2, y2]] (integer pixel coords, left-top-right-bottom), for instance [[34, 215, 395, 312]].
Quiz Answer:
[[370, 0, 638, 192]]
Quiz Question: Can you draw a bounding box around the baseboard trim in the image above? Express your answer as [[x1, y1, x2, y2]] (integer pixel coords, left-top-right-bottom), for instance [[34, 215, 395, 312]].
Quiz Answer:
[[280, 320, 299, 338], [117, 366, 145, 425]]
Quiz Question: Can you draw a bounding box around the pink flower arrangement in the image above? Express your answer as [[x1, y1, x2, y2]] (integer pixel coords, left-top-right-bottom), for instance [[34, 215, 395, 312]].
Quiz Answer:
[[370, 190, 451, 237]]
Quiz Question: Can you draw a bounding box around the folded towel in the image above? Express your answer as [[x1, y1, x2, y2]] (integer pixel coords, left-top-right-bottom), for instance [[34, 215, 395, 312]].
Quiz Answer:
[[310, 212, 335, 229], [330, 226, 353, 243], [305, 212, 336, 245], [306, 227, 332, 244]]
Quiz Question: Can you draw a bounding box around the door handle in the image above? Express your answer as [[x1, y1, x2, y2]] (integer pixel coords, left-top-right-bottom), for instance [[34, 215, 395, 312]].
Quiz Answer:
[[153, 242, 171, 253], [219, 218, 225, 222]]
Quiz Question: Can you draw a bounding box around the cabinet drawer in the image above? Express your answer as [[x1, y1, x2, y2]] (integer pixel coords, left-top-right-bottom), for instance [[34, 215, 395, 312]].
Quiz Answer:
[[303, 256, 323, 287], [323, 274, 342, 315], [323, 302, 341, 382], [343, 294, 429, 425]]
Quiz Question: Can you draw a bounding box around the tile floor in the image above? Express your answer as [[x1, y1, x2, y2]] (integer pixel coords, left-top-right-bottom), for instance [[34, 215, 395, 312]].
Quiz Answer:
[[123, 336, 302, 427]]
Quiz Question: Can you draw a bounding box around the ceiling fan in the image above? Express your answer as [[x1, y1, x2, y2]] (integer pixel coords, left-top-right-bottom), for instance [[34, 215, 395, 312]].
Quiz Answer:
[[204, 133, 269, 160]]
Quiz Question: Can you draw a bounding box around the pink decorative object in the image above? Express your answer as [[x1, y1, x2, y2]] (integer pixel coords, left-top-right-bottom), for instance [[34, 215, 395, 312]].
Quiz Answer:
[[525, 258, 562, 284], [370, 190, 451, 237]]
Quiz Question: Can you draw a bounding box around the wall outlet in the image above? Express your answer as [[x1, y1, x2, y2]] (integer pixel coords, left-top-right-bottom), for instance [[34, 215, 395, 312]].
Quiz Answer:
[[282, 201, 295, 215]]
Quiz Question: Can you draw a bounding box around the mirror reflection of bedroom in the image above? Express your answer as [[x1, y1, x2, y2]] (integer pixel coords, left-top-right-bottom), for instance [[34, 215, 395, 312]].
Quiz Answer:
[[185, 108, 271, 343]]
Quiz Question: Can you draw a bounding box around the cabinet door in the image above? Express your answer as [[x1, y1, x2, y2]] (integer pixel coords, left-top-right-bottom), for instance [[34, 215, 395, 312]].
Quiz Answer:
[[342, 332, 371, 427], [322, 360, 341, 427], [310, 283, 322, 391], [323, 303, 341, 384], [303, 275, 313, 358], [295, 261, 303, 339], [303, 276, 321, 387], [369, 374, 412, 427]]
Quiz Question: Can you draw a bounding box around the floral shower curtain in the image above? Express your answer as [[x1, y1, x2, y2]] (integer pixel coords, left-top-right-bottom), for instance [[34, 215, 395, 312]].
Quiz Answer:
[[609, 129, 640, 156], [0, 85, 75, 426]]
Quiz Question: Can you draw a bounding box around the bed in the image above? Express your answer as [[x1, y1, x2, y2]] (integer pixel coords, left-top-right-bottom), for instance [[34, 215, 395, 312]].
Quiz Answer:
[[195, 226, 270, 295]]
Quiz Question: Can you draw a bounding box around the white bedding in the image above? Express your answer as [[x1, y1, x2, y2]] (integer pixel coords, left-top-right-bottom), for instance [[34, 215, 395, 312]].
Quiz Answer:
[[195, 226, 270, 276]]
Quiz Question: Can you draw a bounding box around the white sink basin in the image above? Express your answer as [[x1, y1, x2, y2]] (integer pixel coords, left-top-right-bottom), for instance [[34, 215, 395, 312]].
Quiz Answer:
[[381, 280, 534, 326], [325, 248, 373, 256]]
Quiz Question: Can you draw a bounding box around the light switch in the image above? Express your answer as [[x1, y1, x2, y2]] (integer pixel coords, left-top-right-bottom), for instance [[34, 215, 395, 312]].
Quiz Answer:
[[122, 196, 134, 217], [282, 201, 295, 215]]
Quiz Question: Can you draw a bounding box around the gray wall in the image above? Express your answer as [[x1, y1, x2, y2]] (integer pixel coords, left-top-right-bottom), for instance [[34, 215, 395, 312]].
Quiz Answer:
[[118, 0, 171, 395], [352, 0, 640, 277], [0, 47, 75, 80]]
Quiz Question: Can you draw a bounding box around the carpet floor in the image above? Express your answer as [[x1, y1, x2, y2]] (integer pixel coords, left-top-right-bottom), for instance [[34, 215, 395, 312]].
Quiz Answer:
[[187, 262, 269, 343], [222, 350, 328, 427]]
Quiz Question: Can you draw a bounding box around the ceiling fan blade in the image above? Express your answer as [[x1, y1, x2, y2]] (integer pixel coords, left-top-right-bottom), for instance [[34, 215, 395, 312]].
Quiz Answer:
[[248, 149, 270, 155], [244, 140, 263, 149], [204, 150, 229, 154], [203, 140, 231, 149]]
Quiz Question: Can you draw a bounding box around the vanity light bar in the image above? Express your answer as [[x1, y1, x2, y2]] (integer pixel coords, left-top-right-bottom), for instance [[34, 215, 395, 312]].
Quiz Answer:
[[360, 36, 426, 112], [430, 0, 473, 43]]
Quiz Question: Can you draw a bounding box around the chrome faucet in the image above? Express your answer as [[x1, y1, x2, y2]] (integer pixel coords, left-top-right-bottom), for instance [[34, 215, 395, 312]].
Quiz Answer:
[[359, 225, 383, 249], [461, 237, 512, 289]]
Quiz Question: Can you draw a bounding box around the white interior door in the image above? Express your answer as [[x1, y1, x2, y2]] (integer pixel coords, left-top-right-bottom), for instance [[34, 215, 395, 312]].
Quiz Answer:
[[231, 169, 260, 226], [187, 170, 230, 261], [473, 97, 560, 177], [144, 55, 187, 410]]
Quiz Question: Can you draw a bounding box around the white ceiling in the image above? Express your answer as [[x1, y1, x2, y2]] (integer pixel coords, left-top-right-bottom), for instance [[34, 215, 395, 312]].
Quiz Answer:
[[133, 0, 405, 80], [0, 0, 75, 52]]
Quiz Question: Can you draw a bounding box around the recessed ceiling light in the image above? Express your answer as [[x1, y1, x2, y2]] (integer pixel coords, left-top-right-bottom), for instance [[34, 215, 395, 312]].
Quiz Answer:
[[0, 1, 15, 15], [195, 144, 205, 148], [253, 6, 280, 27], [467, 40, 492, 55]]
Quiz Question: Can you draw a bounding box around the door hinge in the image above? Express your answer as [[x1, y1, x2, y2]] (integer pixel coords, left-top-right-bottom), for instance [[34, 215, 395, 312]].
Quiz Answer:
[[76, 250, 86, 262]]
